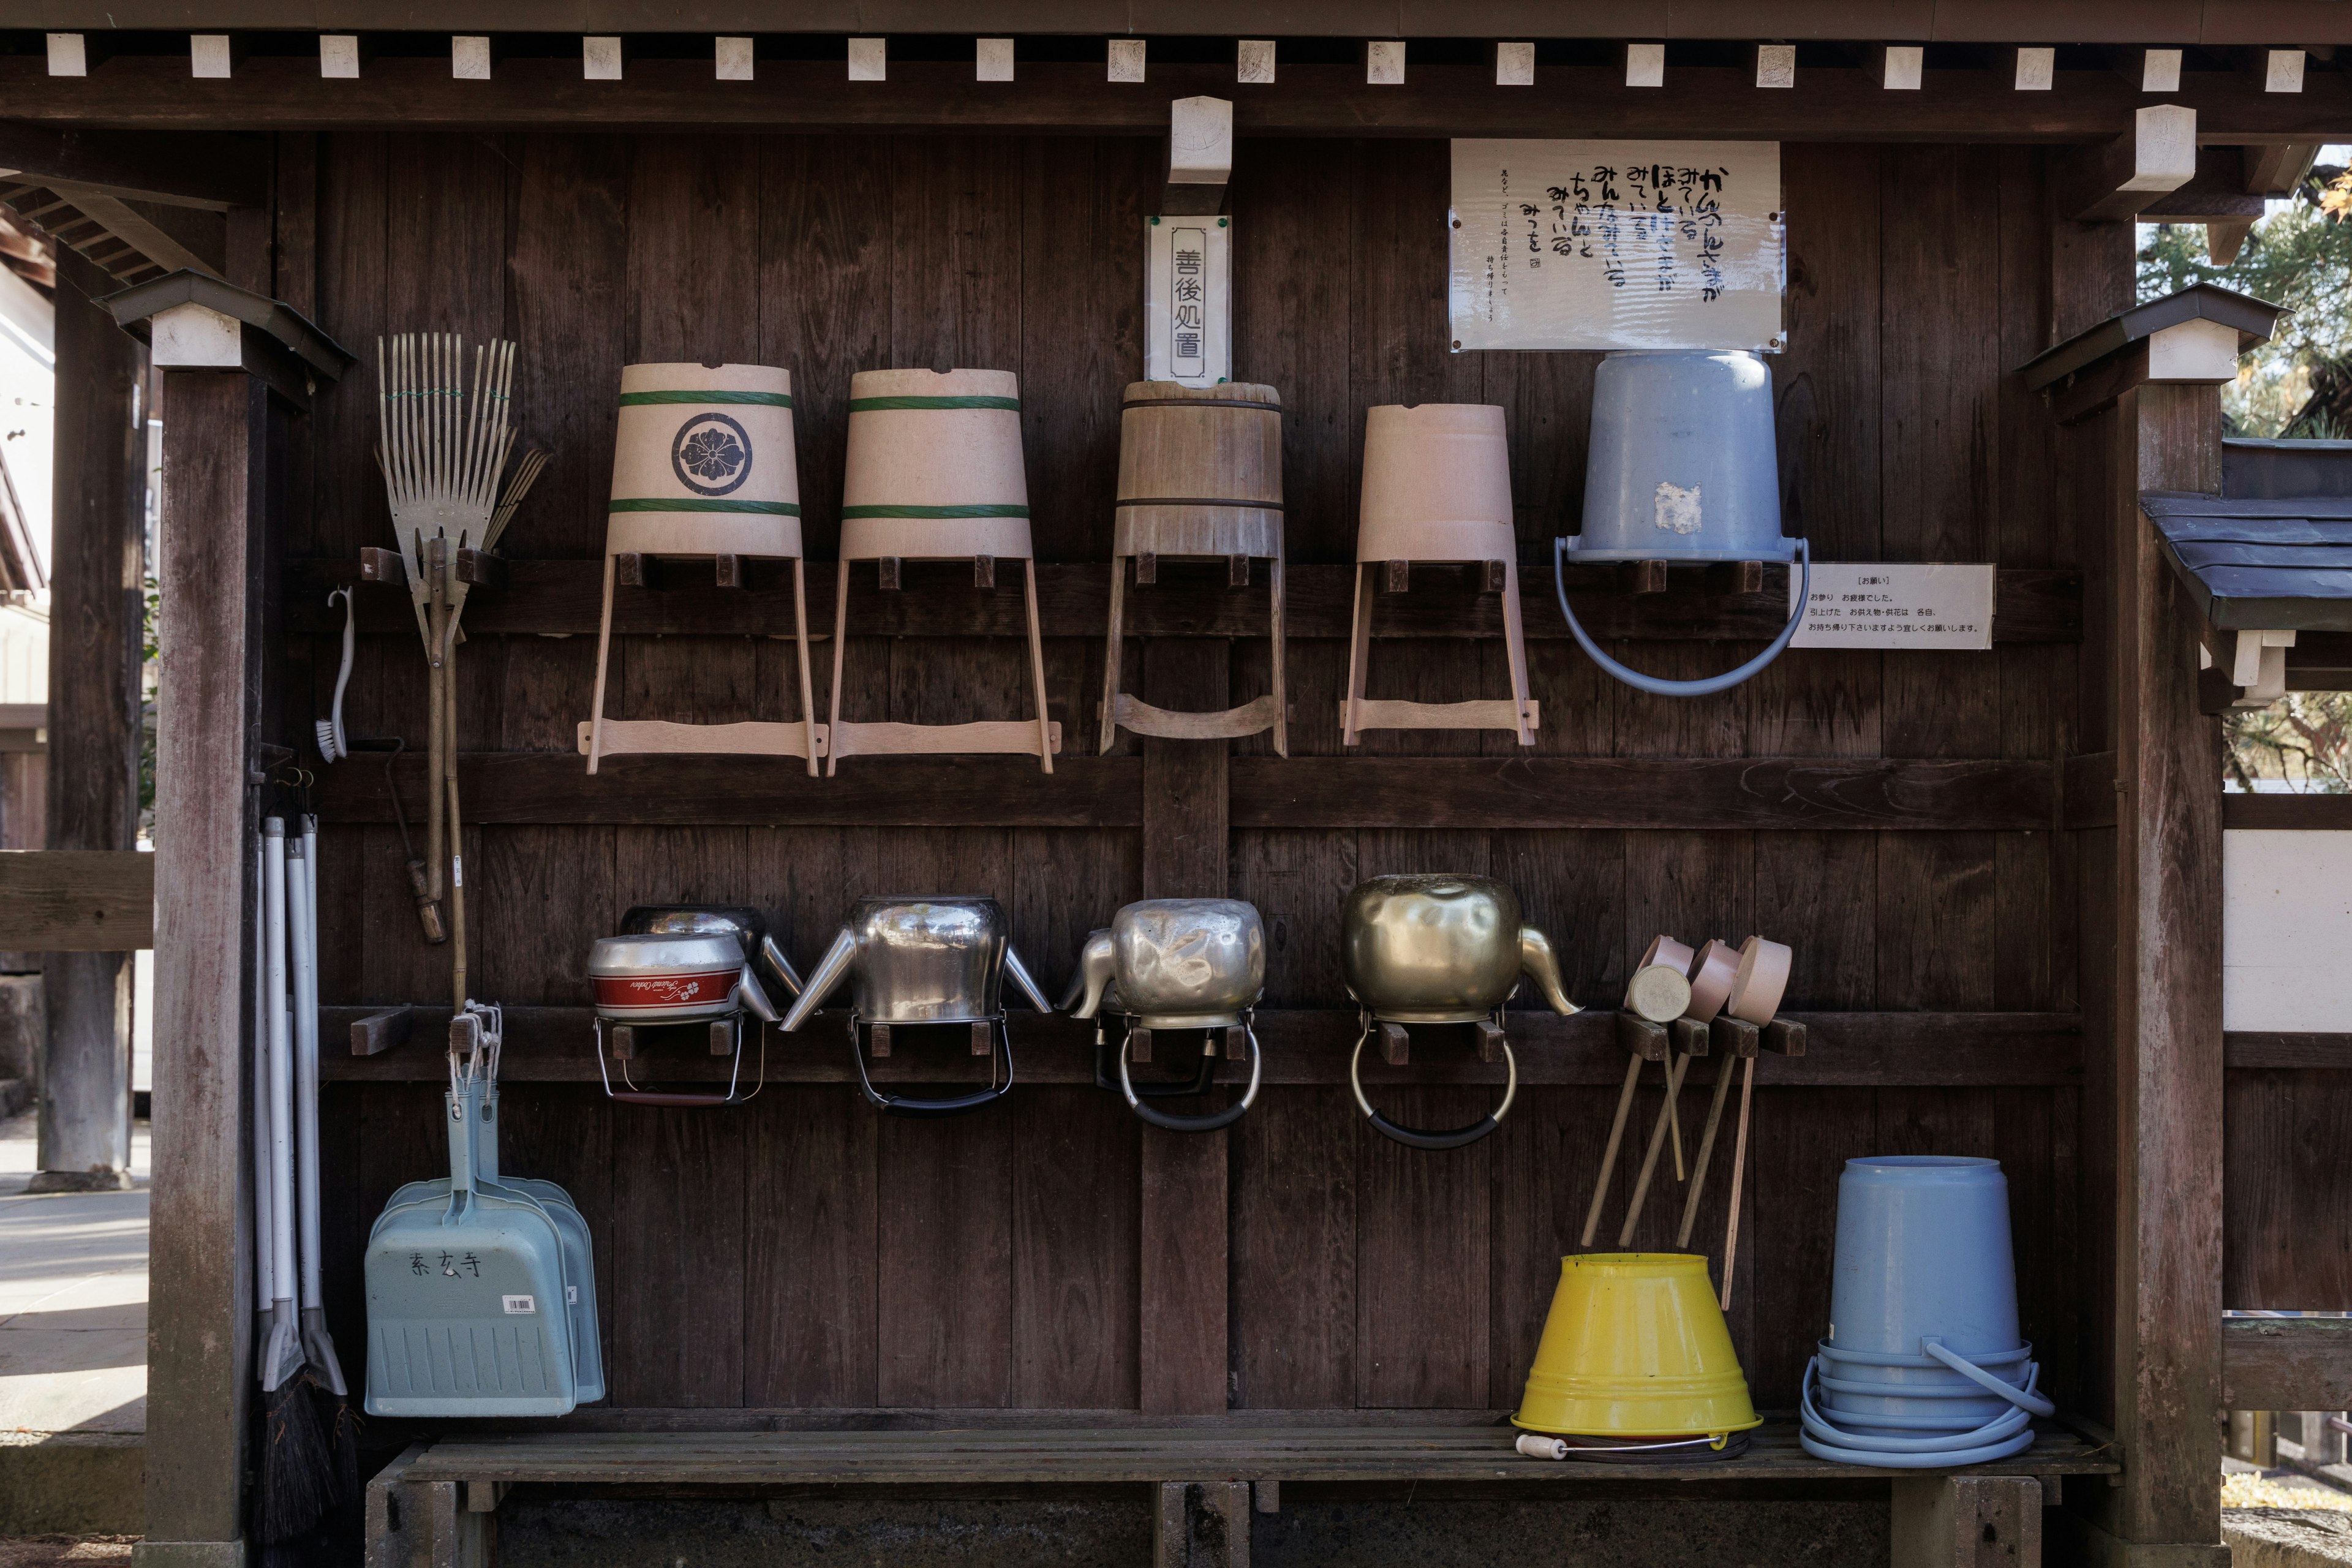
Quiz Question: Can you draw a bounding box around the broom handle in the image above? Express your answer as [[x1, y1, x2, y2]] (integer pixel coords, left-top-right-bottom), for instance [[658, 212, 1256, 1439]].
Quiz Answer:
[[1618, 1048, 1691, 1249], [423, 541, 446, 902], [437, 543, 468, 1012], [1580, 1052, 1644, 1248], [1719, 1055, 1755, 1311], [1676, 1052, 1740, 1248]]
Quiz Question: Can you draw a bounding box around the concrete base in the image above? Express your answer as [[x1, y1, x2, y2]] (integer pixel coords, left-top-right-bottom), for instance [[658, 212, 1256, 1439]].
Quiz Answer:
[[0, 1432, 143, 1534], [23, 1169, 135, 1194], [2226, 1510, 2352, 1567], [129, 1543, 244, 1568]]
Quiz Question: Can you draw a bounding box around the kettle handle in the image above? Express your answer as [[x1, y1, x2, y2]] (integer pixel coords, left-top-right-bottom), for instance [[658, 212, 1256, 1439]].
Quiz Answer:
[[1349, 1019, 1516, 1151], [1120, 1018, 1262, 1134], [1553, 536, 1811, 698], [850, 1016, 1016, 1118]]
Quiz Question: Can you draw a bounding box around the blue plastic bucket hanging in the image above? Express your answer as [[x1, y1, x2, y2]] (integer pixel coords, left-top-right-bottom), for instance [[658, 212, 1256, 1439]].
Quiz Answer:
[[1799, 1156, 2054, 1467], [1555, 350, 1811, 698]]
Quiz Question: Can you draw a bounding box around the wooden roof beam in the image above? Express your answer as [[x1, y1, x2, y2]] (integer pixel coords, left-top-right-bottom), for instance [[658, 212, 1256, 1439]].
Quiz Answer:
[[0, 126, 266, 210]]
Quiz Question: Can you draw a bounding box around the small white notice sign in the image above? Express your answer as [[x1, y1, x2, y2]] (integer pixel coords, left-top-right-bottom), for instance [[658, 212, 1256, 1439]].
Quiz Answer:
[[1449, 140, 1784, 352], [1145, 216, 1231, 387], [1789, 563, 1995, 650]]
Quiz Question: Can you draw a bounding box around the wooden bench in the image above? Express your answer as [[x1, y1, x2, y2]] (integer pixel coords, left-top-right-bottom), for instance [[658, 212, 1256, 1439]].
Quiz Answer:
[[365, 1420, 2119, 1568]]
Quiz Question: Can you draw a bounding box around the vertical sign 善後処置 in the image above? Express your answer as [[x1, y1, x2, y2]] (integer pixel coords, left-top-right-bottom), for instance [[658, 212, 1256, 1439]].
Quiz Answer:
[[1145, 217, 1232, 387], [1449, 140, 1785, 352]]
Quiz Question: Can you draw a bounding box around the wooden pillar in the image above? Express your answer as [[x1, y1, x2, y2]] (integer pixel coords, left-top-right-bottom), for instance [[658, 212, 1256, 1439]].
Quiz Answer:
[[31, 249, 148, 1192], [1890, 1476, 2043, 1568], [140, 368, 270, 1568], [1137, 638, 1231, 1415]]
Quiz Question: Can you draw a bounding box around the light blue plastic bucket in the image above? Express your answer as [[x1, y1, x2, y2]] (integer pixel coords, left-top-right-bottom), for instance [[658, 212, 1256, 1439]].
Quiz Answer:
[[1799, 1156, 2052, 1467], [1553, 350, 1812, 698]]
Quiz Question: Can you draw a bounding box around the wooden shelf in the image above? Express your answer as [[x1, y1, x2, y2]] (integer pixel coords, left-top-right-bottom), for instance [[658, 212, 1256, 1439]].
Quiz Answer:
[[318, 1007, 2081, 1088], [315, 753, 2059, 832], [287, 559, 2081, 645]]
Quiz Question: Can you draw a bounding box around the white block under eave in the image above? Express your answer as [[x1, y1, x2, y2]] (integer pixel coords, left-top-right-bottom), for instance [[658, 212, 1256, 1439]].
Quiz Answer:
[[2142, 48, 2182, 92], [190, 34, 232, 78], [1495, 42, 1534, 86], [584, 37, 623, 80], [1755, 43, 1795, 89], [2147, 317, 2243, 382], [1366, 40, 1405, 85], [978, 38, 1014, 81], [1109, 39, 1145, 82], [717, 37, 753, 80], [1880, 45, 1922, 90], [321, 34, 360, 78], [453, 36, 491, 80], [2224, 829, 2352, 1033], [2013, 47, 2054, 90], [1626, 42, 1665, 88], [1237, 40, 1276, 83], [150, 303, 243, 368], [2266, 48, 2306, 92], [848, 38, 886, 81], [46, 33, 86, 76]]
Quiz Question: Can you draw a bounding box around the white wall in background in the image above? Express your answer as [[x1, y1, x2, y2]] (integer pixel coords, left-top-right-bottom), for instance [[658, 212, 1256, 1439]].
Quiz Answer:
[[2225, 829, 2352, 1032]]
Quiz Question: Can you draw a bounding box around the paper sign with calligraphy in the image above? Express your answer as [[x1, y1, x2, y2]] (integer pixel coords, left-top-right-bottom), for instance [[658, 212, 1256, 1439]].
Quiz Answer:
[[1145, 216, 1231, 387], [1449, 140, 1784, 352], [1789, 562, 1996, 650]]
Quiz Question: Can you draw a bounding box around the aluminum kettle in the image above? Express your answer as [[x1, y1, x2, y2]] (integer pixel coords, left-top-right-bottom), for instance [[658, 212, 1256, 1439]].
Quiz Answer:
[[1061, 899, 1265, 1135], [781, 896, 1051, 1117]]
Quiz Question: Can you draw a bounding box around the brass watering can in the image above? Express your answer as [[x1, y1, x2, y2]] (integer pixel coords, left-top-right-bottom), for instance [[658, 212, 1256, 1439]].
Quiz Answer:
[[1063, 898, 1265, 1133], [1340, 875, 1580, 1150]]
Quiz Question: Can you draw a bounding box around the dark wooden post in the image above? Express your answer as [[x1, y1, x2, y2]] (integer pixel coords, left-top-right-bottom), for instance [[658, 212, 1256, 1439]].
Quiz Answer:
[[1137, 638, 1231, 1415], [30, 249, 147, 1193], [2019, 290, 2268, 1567]]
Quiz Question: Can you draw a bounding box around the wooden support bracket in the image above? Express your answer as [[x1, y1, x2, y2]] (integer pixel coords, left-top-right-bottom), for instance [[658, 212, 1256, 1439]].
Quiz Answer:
[[454, 547, 504, 589], [713, 552, 745, 589], [464, 1479, 508, 1514], [1382, 559, 1411, 593], [1380, 1021, 1410, 1066], [1136, 551, 1158, 586], [877, 556, 901, 590], [709, 1018, 734, 1056], [869, 1022, 889, 1058], [1474, 1018, 1505, 1064], [973, 554, 995, 590], [1706, 560, 1768, 595], [1482, 559, 1509, 593], [1227, 554, 1250, 587], [1625, 559, 1671, 595], [2056, 103, 2197, 221], [1615, 1011, 1670, 1061], [1131, 1025, 1150, 1063], [606, 1023, 636, 1061], [1710, 1016, 1762, 1058], [358, 545, 405, 585], [1764, 1018, 1808, 1056], [349, 1005, 414, 1057], [971, 1019, 993, 1056], [1669, 1017, 1710, 1057], [614, 551, 646, 588]]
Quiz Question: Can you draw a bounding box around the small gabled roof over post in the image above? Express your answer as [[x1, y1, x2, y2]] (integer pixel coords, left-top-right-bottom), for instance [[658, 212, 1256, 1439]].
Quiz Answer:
[[97, 268, 353, 407], [2017, 282, 2286, 424]]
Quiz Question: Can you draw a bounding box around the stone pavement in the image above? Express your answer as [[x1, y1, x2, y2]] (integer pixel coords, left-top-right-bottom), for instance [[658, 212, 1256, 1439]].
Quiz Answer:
[[0, 1111, 146, 1535]]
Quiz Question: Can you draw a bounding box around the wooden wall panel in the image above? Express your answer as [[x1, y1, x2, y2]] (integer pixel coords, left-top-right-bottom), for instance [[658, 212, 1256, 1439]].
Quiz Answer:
[[309, 134, 2086, 1421]]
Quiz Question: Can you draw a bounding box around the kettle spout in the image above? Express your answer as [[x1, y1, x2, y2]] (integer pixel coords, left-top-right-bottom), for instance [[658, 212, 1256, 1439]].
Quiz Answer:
[[1060, 930, 1117, 1019], [1518, 926, 1580, 1016], [733, 963, 783, 1025], [780, 928, 858, 1032], [1004, 943, 1056, 1014]]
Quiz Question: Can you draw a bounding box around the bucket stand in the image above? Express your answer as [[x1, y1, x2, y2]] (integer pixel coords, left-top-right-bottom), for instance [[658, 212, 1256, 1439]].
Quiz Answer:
[[581, 516, 824, 775], [1099, 548, 1287, 755], [1342, 534, 1539, 745], [826, 535, 1060, 774]]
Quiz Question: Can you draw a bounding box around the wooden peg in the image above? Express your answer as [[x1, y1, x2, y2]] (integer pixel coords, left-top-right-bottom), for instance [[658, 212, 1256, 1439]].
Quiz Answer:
[[1383, 559, 1411, 593], [1626, 559, 1670, 594], [1615, 1011, 1670, 1061], [614, 551, 647, 588], [1134, 551, 1158, 586], [1764, 1018, 1807, 1056], [971, 1019, 993, 1056], [868, 1022, 891, 1058], [1705, 559, 1766, 595], [1380, 1021, 1411, 1065], [1131, 1025, 1152, 1063], [607, 1022, 638, 1061], [973, 554, 995, 590], [358, 545, 407, 585], [709, 1018, 736, 1055], [349, 1005, 413, 1057], [1710, 1015, 1762, 1058], [877, 556, 901, 591], [1474, 1018, 1506, 1064], [1669, 1017, 1709, 1057], [1228, 554, 1251, 587], [714, 552, 747, 589], [1482, 559, 1509, 593], [454, 546, 505, 588], [1223, 1024, 1247, 1058]]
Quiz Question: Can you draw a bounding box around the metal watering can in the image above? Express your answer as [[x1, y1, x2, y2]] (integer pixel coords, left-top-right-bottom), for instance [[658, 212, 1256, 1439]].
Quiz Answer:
[[1798, 1156, 2054, 1467], [1555, 351, 1812, 698], [1063, 898, 1266, 1133], [781, 896, 1053, 1117]]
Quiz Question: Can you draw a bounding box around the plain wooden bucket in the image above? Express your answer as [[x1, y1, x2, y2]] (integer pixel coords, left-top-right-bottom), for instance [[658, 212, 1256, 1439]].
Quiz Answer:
[[840, 367, 1031, 561], [1113, 380, 1283, 560], [1357, 402, 1513, 565]]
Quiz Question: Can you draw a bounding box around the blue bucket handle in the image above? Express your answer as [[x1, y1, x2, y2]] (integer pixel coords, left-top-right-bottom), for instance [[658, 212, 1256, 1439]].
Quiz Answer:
[[1800, 1356, 2040, 1466], [1920, 1337, 2056, 1417], [1553, 536, 1811, 698]]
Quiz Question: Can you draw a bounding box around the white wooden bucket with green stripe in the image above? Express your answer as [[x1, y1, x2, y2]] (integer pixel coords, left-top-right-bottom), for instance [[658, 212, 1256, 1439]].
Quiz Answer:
[[839, 368, 1031, 561], [607, 363, 802, 559]]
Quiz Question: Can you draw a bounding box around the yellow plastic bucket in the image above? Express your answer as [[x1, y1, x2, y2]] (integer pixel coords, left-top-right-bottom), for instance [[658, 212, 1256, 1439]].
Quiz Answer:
[[1513, 1253, 1762, 1439]]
